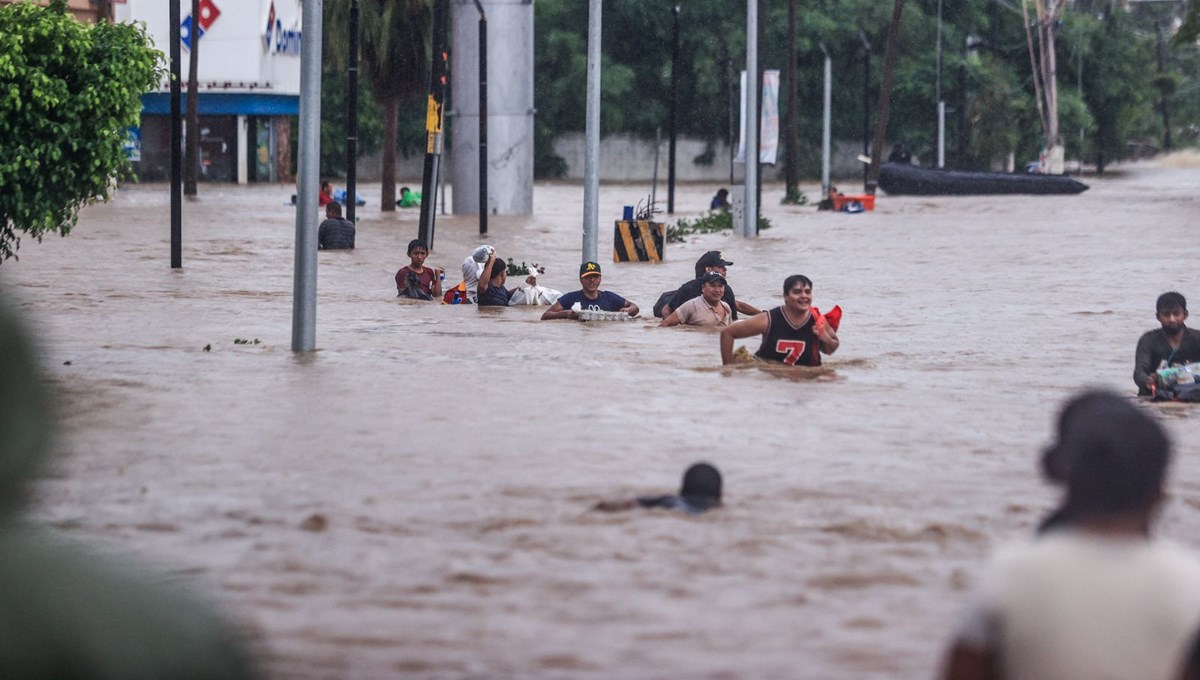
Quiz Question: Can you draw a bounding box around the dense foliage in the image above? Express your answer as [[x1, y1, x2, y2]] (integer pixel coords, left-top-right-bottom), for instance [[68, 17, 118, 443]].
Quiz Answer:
[[0, 0, 160, 262], [530, 0, 1199, 177]]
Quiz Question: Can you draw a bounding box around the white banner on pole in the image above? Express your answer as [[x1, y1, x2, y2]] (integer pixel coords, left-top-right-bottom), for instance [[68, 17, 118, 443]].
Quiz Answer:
[[734, 69, 780, 165]]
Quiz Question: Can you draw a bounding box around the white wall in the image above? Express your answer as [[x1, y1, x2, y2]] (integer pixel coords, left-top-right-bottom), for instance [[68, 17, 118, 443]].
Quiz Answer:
[[115, 0, 302, 95]]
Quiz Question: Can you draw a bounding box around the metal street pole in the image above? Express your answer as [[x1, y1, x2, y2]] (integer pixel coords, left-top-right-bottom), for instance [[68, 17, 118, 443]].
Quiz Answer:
[[667, 4, 679, 214], [475, 0, 488, 235], [936, 0, 945, 168], [582, 0, 601, 262], [419, 0, 451, 249], [346, 0, 359, 223], [291, 0, 321, 352], [820, 43, 831, 197], [170, 0, 182, 269], [743, 0, 758, 238], [860, 30, 871, 191]]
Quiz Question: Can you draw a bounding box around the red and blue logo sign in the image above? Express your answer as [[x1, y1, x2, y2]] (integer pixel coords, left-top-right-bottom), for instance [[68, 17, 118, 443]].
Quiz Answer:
[[180, 0, 221, 51]]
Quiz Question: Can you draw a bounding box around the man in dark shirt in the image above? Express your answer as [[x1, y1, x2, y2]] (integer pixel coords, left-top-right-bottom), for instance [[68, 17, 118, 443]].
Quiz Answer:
[[475, 251, 536, 307], [317, 202, 355, 250], [660, 251, 761, 320], [541, 261, 639, 319], [1134, 291, 1200, 395], [720, 274, 838, 366]]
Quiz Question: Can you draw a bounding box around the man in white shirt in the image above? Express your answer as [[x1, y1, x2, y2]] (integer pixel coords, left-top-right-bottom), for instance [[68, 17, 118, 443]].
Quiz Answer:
[[660, 272, 731, 328], [941, 390, 1200, 680]]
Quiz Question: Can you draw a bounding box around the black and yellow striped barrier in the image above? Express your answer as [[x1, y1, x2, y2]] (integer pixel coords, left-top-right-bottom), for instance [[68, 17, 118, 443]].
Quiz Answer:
[[613, 220, 665, 262]]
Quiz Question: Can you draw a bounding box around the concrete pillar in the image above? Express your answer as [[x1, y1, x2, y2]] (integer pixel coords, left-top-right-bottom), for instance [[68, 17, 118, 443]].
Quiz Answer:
[[450, 0, 533, 215], [236, 115, 248, 184]]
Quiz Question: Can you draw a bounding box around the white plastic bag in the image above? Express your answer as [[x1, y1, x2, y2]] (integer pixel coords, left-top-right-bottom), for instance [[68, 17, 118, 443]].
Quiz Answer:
[[510, 282, 562, 306]]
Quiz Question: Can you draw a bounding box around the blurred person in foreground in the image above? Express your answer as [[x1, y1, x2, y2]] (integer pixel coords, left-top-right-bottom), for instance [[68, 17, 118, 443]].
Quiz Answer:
[[594, 463, 722, 515], [0, 293, 260, 680], [940, 389, 1200, 680]]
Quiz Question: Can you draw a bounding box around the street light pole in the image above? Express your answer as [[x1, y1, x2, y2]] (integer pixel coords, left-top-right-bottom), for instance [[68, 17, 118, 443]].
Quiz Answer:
[[936, 0, 945, 168]]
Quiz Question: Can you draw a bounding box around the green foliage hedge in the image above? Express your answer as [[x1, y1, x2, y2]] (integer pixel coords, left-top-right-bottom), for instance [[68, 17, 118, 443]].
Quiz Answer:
[[0, 0, 161, 262]]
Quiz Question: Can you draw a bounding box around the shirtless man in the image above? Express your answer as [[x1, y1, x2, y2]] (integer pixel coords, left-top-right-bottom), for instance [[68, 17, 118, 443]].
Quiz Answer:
[[720, 274, 838, 366]]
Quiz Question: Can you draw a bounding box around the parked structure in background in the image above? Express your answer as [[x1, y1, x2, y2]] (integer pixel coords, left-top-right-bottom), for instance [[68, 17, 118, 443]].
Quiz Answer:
[[113, 1, 302, 184]]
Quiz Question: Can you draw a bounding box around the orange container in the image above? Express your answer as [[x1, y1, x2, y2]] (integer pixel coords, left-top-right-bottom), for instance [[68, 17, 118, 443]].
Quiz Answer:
[[831, 193, 875, 212]]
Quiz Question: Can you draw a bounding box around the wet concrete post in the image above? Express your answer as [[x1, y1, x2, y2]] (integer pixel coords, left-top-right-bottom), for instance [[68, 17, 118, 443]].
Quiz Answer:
[[291, 0, 321, 352], [743, 0, 758, 238], [582, 0, 601, 262]]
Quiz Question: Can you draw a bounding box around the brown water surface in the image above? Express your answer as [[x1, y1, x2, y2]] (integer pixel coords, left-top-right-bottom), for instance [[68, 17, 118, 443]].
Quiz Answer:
[[6, 160, 1200, 679]]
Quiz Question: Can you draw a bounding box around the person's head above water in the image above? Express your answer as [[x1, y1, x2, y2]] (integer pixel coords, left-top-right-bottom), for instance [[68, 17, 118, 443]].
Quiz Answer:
[[680, 462, 722, 510], [1156, 291, 1188, 335], [1039, 389, 1170, 532]]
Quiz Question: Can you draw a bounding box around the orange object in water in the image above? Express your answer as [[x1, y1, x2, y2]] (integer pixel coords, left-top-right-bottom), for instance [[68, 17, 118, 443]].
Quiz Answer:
[[812, 305, 843, 331], [830, 193, 875, 212]]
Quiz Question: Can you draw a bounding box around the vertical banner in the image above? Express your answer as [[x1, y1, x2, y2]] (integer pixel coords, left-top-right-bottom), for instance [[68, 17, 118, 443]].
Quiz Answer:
[[734, 70, 780, 164], [759, 69, 779, 164]]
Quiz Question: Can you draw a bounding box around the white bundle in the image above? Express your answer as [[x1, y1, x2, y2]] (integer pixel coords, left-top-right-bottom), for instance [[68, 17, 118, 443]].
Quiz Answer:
[[571, 302, 633, 322]]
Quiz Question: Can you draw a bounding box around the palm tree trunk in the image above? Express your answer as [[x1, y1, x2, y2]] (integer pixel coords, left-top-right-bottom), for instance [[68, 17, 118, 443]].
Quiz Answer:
[[184, 0, 200, 196], [381, 93, 398, 211]]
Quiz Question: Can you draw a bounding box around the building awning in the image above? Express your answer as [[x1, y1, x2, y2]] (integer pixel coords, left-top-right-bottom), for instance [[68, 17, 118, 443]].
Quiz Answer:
[[140, 93, 299, 116]]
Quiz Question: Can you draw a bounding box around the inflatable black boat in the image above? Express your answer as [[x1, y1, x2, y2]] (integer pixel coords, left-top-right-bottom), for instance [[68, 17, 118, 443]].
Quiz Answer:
[[878, 163, 1089, 196]]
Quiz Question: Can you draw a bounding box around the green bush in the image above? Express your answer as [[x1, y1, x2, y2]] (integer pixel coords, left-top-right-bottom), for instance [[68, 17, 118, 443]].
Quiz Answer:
[[0, 0, 161, 262], [667, 210, 772, 243]]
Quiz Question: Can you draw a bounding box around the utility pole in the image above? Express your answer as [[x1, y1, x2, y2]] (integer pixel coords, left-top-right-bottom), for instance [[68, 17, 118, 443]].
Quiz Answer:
[[418, 0, 451, 249], [170, 0, 181, 268], [867, 0, 905, 194], [936, 0, 945, 168], [346, 0, 359, 223], [292, 0, 322, 352], [860, 30, 871, 191], [667, 4, 679, 214], [582, 0, 601, 262], [743, 0, 758, 237], [474, 0, 488, 234]]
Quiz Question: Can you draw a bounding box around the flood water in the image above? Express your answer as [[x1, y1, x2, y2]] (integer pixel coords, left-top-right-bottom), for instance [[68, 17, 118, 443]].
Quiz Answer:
[[6, 156, 1200, 679]]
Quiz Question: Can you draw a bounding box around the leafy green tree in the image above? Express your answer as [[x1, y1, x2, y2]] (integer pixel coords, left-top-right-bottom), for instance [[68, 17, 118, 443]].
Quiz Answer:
[[325, 0, 429, 212], [0, 0, 161, 262]]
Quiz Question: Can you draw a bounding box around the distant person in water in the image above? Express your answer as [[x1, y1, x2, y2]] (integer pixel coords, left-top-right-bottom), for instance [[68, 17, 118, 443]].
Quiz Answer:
[[1133, 291, 1200, 396], [710, 188, 731, 211], [319, 179, 334, 207], [887, 143, 912, 164], [594, 463, 722, 514], [940, 389, 1200, 680], [396, 186, 422, 208], [720, 274, 838, 366], [317, 201, 355, 250]]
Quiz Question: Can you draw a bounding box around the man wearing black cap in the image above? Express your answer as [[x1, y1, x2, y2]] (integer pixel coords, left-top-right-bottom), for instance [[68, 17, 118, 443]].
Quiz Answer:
[[660, 272, 732, 328], [658, 251, 761, 321], [540, 261, 639, 320]]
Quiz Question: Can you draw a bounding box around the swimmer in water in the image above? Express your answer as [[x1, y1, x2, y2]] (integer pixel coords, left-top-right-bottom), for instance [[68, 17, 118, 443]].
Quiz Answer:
[[594, 463, 722, 514]]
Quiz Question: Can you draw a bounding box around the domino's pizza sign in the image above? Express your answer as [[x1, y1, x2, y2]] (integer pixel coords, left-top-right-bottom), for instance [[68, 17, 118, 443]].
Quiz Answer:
[[262, 0, 302, 57], [180, 0, 221, 51]]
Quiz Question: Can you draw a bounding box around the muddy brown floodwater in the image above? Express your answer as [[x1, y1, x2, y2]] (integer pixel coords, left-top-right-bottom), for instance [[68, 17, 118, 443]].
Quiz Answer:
[[6, 156, 1200, 679]]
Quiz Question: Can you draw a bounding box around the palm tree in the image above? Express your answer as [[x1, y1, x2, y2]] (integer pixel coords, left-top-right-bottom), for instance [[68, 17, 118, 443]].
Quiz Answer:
[[326, 0, 430, 212]]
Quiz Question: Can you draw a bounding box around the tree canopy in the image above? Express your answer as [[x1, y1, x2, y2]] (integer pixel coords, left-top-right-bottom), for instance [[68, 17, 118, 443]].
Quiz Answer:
[[0, 0, 160, 262]]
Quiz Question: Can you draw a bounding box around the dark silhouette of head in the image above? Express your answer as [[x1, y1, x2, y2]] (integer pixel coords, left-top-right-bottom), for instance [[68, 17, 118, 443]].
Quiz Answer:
[[326, 201, 342, 218], [1039, 390, 1170, 533], [680, 462, 722, 510]]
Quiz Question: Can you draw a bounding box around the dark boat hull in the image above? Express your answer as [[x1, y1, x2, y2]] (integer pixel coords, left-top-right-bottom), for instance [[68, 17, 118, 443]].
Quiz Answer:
[[878, 163, 1089, 196]]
